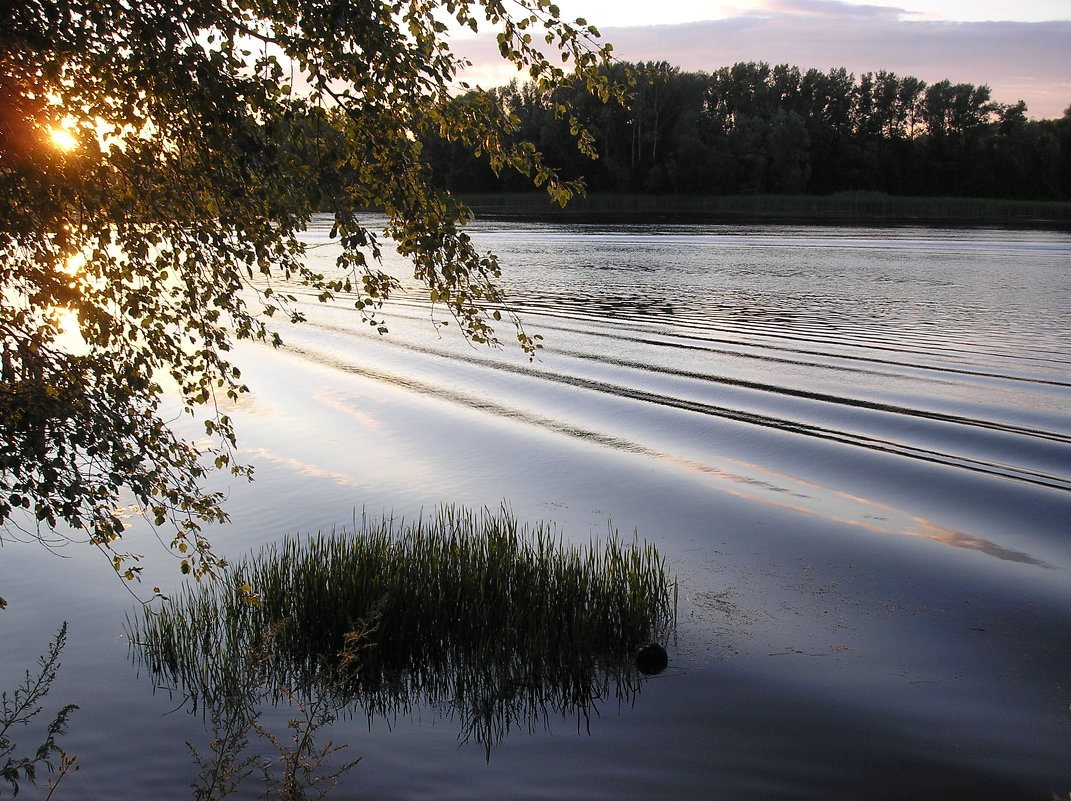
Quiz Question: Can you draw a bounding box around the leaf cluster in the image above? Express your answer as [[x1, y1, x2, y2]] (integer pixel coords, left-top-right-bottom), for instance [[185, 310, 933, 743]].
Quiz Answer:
[[1, 0, 620, 576]]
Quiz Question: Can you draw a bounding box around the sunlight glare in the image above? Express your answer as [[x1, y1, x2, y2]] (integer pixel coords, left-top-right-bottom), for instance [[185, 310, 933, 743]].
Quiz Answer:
[[59, 251, 86, 275], [49, 125, 78, 151]]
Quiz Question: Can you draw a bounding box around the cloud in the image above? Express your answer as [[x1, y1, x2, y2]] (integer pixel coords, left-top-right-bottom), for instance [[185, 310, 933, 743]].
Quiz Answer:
[[454, 10, 1071, 119], [756, 0, 910, 21]]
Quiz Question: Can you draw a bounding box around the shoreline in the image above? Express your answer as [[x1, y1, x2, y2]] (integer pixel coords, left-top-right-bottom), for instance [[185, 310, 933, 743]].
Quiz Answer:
[[456, 191, 1071, 228]]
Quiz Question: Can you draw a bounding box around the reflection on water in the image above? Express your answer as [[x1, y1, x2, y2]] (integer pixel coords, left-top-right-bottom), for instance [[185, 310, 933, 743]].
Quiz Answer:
[[83, 219, 1068, 801], [276, 338, 1052, 566], [243, 446, 371, 490], [273, 219, 1071, 568], [664, 453, 1050, 566], [130, 505, 674, 760]]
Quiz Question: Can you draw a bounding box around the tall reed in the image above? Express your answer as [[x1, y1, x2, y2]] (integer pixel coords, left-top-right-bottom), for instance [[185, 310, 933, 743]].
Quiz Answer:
[[130, 504, 675, 755]]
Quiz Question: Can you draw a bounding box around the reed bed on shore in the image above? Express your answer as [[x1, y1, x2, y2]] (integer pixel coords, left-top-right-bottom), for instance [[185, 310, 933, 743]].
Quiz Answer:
[[458, 192, 1071, 225], [130, 504, 675, 753]]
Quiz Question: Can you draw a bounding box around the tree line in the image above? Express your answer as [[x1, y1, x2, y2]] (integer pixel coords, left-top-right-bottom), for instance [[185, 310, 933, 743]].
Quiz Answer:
[[421, 61, 1071, 200]]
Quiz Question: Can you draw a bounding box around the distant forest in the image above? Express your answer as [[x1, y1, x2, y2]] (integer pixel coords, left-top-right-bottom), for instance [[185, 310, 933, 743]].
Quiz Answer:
[[421, 62, 1071, 200]]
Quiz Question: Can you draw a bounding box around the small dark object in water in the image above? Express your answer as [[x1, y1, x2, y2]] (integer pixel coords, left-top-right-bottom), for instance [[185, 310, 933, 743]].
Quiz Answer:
[[635, 643, 668, 675]]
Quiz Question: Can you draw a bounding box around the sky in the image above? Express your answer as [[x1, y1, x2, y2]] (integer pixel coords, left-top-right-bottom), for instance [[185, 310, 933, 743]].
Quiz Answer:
[[454, 0, 1071, 119]]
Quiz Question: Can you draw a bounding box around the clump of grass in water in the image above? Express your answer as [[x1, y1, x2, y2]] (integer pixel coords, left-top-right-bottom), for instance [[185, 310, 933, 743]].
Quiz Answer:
[[131, 504, 675, 756]]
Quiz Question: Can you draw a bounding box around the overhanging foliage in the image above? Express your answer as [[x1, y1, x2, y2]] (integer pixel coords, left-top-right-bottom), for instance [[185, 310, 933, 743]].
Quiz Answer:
[[1, 0, 619, 576]]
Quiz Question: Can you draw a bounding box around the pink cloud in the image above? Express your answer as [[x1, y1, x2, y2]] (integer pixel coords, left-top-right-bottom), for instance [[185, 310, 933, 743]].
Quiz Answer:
[[755, 0, 909, 20], [454, 13, 1071, 119]]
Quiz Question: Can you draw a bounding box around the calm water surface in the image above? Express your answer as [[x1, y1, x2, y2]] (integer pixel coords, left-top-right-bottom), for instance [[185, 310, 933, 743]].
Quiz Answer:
[[3, 219, 1070, 800]]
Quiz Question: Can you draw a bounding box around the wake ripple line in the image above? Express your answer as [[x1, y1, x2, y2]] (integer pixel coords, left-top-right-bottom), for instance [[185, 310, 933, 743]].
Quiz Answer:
[[512, 298, 1071, 368], [283, 292, 1071, 387], [536, 370, 1071, 493], [279, 332, 1071, 494], [292, 306, 1071, 446], [558, 350, 1071, 446], [516, 313, 1071, 389]]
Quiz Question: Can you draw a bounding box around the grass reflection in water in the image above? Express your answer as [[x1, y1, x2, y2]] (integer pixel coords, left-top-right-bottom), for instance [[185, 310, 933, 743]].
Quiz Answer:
[[130, 504, 676, 763]]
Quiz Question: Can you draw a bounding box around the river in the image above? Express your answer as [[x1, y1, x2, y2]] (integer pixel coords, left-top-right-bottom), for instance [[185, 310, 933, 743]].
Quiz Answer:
[[3, 217, 1070, 799]]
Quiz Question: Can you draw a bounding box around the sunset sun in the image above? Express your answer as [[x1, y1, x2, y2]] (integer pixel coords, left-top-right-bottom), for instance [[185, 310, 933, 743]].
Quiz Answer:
[[48, 125, 78, 151]]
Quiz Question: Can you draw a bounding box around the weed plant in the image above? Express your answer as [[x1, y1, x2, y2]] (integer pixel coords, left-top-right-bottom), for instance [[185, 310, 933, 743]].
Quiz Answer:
[[131, 504, 675, 756], [1, 624, 78, 799]]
